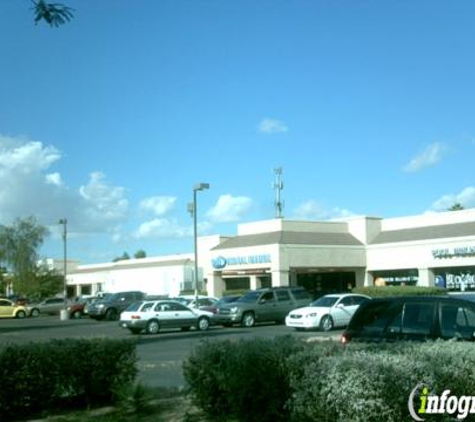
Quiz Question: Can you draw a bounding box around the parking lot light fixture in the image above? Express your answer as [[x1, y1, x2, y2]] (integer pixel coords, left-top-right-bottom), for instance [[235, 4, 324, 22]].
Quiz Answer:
[[191, 183, 210, 306], [58, 218, 68, 320]]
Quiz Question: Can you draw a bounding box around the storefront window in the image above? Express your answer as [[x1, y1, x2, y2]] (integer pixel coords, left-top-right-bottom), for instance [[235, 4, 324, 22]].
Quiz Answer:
[[372, 269, 418, 286]]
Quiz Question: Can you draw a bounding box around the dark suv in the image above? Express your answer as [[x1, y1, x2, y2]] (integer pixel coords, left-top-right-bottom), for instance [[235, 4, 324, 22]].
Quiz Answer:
[[341, 296, 475, 344], [86, 291, 145, 321], [214, 286, 311, 327]]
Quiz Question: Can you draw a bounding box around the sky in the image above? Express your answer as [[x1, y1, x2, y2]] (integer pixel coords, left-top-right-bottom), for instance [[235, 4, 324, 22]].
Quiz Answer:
[[1, 0, 475, 265]]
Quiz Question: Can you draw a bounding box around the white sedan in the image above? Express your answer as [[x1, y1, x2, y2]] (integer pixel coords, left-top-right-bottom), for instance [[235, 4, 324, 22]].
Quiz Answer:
[[285, 293, 370, 332], [120, 299, 214, 335]]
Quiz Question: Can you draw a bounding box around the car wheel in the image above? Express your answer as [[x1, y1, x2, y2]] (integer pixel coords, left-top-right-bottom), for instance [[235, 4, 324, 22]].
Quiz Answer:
[[241, 312, 255, 328], [146, 320, 160, 335], [30, 308, 40, 318], [320, 315, 334, 332], [16, 310, 26, 319], [71, 311, 82, 319], [197, 316, 210, 331], [105, 308, 118, 321]]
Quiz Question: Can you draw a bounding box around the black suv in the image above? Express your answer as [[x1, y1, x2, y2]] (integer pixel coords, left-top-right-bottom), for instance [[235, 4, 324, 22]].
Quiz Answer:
[[341, 295, 475, 344], [214, 286, 311, 327], [86, 291, 145, 321]]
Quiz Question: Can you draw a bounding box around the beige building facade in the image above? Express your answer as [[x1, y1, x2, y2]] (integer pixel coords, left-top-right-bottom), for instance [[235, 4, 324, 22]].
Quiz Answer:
[[66, 209, 475, 298]]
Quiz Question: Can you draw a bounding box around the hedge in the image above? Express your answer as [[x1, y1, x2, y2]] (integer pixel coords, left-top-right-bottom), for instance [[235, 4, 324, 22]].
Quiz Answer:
[[184, 338, 475, 422], [352, 285, 447, 297], [0, 338, 137, 420]]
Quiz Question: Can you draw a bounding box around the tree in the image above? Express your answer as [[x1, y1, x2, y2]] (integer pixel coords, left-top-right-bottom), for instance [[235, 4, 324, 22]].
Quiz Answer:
[[31, 0, 74, 27], [112, 252, 131, 262], [448, 203, 464, 211], [33, 265, 63, 299], [0, 216, 49, 296], [134, 249, 147, 259]]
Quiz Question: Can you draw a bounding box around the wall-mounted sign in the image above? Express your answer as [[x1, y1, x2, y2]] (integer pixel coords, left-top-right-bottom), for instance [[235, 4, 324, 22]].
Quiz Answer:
[[435, 271, 475, 290], [212, 254, 271, 270], [432, 246, 475, 259]]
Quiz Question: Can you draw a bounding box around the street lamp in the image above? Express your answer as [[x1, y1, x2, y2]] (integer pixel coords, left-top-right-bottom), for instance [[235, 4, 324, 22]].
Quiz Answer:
[[58, 218, 68, 320], [188, 183, 210, 307]]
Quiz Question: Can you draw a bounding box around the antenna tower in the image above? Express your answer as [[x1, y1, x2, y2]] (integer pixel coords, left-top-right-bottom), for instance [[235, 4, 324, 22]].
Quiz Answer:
[[273, 167, 284, 218]]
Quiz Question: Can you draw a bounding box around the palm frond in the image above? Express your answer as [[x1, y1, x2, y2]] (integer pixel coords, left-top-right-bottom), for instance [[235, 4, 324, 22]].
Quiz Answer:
[[31, 0, 75, 27]]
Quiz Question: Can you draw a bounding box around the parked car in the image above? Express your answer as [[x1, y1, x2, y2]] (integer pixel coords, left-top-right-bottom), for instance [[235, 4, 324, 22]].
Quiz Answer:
[[0, 298, 28, 319], [86, 291, 145, 321], [174, 295, 219, 309], [67, 296, 98, 319], [120, 299, 214, 334], [201, 295, 242, 314], [341, 295, 475, 344], [285, 293, 370, 331], [214, 286, 312, 327], [36, 298, 69, 315]]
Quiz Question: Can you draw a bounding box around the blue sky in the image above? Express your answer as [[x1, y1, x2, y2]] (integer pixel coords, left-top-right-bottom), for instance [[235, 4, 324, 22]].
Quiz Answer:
[[1, 0, 475, 264]]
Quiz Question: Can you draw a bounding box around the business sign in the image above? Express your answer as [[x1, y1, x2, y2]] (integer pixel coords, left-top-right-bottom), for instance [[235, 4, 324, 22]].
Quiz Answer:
[[212, 254, 271, 270], [432, 246, 475, 259], [435, 271, 475, 290]]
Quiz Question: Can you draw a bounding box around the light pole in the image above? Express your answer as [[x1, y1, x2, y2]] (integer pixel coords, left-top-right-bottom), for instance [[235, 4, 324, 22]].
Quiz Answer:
[[59, 218, 68, 320], [188, 183, 210, 306]]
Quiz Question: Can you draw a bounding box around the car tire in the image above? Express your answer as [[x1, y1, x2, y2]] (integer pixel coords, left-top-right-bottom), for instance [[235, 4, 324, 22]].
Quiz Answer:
[[320, 315, 334, 332], [146, 320, 160, 335], [197, 316, 210, 331], [16, 310, 26, 319], [241, 312, 255, 328], [30, 308, 40, 318], [105, 308, 118, 321], [71, 311, 82, 319]]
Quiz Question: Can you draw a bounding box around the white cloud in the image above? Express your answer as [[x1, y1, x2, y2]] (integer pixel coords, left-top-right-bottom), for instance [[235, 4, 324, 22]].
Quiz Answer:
[[292, 200, 353, 220], [403, 142, 448, 173], [258, 118, 289, 134], [133, 218, 191, 239], [139, 196, 176, 216], [79, 172, 129, 229], [45, 172, 63, 186], [0, 135, 129, 236], [429, 187, 475, 211], [206, 194, 252, 223]]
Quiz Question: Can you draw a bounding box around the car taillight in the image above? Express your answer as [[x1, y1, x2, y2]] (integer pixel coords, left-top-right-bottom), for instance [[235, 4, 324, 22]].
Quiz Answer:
[[340, 332, 351, 345], [131, 315, 141, 320]]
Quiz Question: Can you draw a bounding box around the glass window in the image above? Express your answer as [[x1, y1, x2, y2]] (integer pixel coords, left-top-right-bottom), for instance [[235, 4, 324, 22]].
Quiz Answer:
[[339, 297, 354, 307], [276, 290, 291, 302], [291, 288, 311, 301], [401, 302, 435, 335], [440, 303, 475, 339], [260, 292, 275, 303]]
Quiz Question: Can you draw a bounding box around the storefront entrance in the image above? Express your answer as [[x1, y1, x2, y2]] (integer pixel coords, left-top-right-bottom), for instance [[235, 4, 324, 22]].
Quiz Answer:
[[296, 271, 356, 299]]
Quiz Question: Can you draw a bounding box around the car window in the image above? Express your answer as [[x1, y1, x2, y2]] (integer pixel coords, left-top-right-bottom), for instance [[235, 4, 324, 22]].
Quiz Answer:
[[440, 303, 475, 339], [351, 301, 400, 334], [291, 288, 311, 301], [352, 296, 369, 305], [339, 297, 354, 307], [311, 296, 338, 307], [401, 302, 435, 335], [0, 299, 10, 307], [276, 290, 291, 302], [260, 292, 275, 303], [140, 302, 154, 312]]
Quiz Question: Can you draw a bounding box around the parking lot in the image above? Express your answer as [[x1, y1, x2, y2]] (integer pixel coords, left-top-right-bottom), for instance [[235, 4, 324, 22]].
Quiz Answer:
[[0, 315, 341, 388]]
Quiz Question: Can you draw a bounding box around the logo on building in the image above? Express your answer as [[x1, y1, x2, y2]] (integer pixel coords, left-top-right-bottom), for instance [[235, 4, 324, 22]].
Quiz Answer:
[[211, 254, 271, 270]]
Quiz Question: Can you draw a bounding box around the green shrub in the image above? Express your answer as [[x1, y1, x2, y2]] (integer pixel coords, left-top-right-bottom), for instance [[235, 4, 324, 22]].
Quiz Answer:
[[0, 338, 137, 420], [183, 335, 304, 422], [352, 285, 446, 297], [288, 340, 475, 422]]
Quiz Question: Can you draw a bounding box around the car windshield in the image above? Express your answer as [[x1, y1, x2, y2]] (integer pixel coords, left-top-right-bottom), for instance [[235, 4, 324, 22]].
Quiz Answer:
[[311, 297, 339, 307], [125, 301, 143, 312], [238, 291, 262, 303]]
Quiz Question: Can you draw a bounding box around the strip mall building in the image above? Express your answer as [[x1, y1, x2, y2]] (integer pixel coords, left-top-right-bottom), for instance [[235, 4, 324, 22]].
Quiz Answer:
[[66, 209, 475, 298]]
